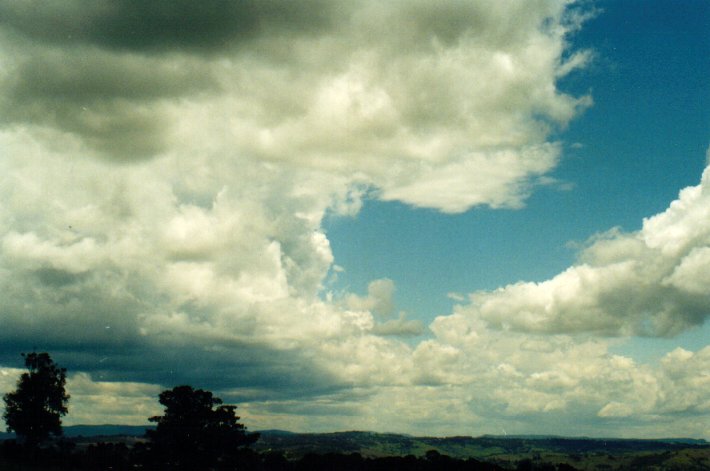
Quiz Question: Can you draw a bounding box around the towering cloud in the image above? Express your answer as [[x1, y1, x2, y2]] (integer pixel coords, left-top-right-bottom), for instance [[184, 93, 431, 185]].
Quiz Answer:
[[0, 0, 589, 374]]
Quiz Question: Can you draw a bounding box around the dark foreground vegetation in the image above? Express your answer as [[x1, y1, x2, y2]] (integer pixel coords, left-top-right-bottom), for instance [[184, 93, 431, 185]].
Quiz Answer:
[[0, 441, 506, 471], [2, 353, 708, 470], [2, 432, 708, 471]]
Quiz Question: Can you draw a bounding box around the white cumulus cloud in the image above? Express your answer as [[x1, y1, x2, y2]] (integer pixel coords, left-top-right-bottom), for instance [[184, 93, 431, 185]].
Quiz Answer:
[[452, 166, 710, 336]]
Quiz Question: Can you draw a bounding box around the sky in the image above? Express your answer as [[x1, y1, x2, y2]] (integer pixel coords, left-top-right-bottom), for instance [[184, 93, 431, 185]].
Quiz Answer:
[[0, 0, 708, 439]]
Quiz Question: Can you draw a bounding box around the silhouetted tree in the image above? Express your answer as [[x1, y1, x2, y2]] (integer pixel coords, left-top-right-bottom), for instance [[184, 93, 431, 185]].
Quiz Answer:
[[147, 385, 259, 470], [2, 352, 69, 447]]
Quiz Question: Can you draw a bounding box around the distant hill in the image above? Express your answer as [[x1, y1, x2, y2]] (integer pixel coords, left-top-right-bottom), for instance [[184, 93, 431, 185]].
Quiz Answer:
[[482, 433, 708, 446], [63, 424, 154, 437], [257, 429, 298, 436], [0, 424, 154, 440]]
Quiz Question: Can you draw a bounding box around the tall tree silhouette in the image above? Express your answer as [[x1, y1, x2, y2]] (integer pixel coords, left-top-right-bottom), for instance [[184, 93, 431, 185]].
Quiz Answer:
[[147, 385, 258, 470], [2, 352, 70, 446]]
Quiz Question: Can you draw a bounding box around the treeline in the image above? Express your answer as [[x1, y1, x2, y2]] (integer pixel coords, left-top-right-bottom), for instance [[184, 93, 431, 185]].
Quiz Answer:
[[0, 352, 576, 470], [1, 442, 520, 471]]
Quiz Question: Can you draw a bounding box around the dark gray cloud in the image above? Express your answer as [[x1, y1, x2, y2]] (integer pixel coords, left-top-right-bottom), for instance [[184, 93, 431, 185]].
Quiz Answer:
[[7, 51, 214, 102], [0, 0, 337, 53], [0, 326, 345, 404], [0, 0, 337, 160], [0, 47, 217, 160], [0, 98, 169, 161], [72, 345, 344, 402], [0, 270, 146, 350]]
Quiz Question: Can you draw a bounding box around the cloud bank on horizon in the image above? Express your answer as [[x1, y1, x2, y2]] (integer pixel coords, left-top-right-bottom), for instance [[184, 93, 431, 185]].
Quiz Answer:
[[0, 0, 708, 438]]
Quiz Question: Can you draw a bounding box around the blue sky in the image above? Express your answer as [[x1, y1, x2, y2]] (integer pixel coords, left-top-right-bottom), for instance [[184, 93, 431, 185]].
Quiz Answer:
[[326, 0, 710, 360], [0, 0, 708, 439]]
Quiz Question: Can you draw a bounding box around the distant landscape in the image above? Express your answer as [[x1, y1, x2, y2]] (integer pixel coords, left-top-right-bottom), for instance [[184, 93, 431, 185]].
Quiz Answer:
[[253, 430, 710, 470], [3, 426, 708, 470]]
